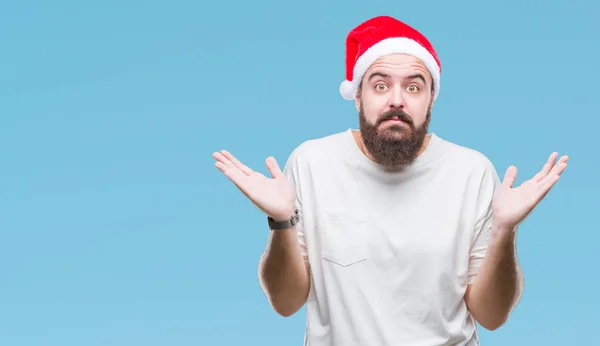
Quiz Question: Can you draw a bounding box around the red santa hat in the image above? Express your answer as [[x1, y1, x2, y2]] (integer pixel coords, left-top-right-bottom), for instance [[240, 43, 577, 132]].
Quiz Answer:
[[340, 16, 442, 101]]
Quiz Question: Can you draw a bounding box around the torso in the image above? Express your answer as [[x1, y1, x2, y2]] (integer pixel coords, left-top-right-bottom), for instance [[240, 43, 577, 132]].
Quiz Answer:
[[284, 129, 499, 346]]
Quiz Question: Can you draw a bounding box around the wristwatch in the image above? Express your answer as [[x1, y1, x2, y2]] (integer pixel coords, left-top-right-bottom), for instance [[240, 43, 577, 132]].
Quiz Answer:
[[267, 209, 300, 230]]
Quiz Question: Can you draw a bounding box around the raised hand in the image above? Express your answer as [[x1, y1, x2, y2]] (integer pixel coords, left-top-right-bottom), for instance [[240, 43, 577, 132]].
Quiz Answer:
[[213, 150, 297, 221], [492, 152, 569, 231]]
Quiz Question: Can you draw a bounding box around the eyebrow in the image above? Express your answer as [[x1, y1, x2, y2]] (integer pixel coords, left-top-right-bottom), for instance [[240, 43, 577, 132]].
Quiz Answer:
[[367, 72, 427, 84], [367, 72, 390, 82], [406, 74, 427, 84]]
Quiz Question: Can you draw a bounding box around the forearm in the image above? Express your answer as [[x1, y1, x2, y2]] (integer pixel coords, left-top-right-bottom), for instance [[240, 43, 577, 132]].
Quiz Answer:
[[258, 226, 310, 317], [466, 224, 524, 330]]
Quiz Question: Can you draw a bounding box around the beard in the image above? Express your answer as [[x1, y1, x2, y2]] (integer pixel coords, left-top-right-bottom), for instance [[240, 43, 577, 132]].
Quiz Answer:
[[359, 104, 431, 168]]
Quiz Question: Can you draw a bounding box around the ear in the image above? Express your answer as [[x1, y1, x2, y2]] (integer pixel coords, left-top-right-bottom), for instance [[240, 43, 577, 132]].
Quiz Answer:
[[354, 84, 362, 112]]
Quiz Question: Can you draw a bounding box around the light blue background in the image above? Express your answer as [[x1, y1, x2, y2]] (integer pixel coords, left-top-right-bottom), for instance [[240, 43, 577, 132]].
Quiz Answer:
[[1, 0, 598, 345]]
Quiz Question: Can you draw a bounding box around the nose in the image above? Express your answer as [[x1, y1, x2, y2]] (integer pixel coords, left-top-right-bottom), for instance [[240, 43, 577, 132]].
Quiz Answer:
[[389, 86, 405, 109]]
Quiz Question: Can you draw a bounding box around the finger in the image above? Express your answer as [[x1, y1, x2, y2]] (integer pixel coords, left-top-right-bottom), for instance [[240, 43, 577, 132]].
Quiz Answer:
[[213, 151, 236, 169], [220, 150, 254, 175], [537, 173, 561, 198], [547, 160, 568, 178], [265, 156, 284, 179], [537, 161, 567, 193], [215, 161, 249, 191], [502, 165, 518, 188], [534, 152, 558, 182], [214, 161, 228, 174], [557, 154, 569, 165]]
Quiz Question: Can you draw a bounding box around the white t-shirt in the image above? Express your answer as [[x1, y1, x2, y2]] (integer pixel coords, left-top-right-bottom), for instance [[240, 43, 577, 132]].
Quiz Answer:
[[282, 128, 501, 346]]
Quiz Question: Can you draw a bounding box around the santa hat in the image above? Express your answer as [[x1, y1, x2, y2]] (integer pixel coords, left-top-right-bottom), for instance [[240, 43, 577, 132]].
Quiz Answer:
[[340, 16, 442, 101]]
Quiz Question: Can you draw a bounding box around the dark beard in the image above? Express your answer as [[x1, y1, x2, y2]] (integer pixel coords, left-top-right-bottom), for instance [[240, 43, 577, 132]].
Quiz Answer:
[[359, 104, 431, 168]]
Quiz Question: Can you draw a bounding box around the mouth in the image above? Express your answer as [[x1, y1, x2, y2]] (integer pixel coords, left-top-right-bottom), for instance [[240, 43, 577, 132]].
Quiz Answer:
[[381, 117, 408, 125]]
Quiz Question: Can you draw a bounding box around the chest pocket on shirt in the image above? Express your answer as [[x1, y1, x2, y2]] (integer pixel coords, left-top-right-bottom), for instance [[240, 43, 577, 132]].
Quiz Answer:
[[321, 209, 367, 267]]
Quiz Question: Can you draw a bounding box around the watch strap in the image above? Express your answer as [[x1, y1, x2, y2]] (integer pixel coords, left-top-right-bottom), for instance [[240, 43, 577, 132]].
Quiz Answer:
[[267, 209, 300, 230]]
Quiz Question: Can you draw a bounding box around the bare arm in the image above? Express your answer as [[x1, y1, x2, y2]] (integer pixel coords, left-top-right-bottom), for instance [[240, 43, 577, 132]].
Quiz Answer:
[[466, 152, 567, 330], [259, 226, 310, 317], [465, 224, 523, 330], [212, 147, 312, 317]]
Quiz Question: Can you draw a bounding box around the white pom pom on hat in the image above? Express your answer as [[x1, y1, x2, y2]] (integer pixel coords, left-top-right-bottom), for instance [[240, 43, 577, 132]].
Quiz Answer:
[[339, 80, 355, 100], [339, 16, 442, 101]]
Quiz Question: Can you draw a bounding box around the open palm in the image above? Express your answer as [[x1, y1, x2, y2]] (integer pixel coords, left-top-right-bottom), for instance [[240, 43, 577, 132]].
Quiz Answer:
[[493, 152, 569, 231], [213, 150, 297, 221]]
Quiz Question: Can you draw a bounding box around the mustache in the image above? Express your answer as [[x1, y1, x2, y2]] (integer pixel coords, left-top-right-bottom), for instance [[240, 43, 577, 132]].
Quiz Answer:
[[377, 109, 414, 128]]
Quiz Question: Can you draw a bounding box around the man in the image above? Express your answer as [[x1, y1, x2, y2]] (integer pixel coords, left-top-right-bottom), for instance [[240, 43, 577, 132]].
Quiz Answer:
[[213, 15, 568, 346]]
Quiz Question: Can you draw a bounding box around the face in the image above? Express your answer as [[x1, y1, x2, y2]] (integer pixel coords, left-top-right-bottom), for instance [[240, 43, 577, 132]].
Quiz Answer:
[[355, 54, 434, 168]]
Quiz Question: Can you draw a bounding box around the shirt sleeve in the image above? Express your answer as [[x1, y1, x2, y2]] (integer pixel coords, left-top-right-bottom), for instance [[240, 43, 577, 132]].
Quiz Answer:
[[282, 147, 309, 262], [468, 159, 501, 284]]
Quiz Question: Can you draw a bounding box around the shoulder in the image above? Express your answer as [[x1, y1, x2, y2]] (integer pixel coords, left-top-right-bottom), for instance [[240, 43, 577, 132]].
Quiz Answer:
[[282, 130, 351, 194], [284, 130, 351, 168], [432, 135, 501, 188], [432, 137, 503, 212], [435, 135, 498, 173]]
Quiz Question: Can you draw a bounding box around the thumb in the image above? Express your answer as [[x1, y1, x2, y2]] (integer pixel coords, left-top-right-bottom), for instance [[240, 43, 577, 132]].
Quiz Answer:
[[265, 156, 284, 179], [502, 165, 518, 188]]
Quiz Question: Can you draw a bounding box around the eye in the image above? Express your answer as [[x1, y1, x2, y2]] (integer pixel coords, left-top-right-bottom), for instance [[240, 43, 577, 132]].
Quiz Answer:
[[375, 83, 388, 91], [406, 85, 419, 92]]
